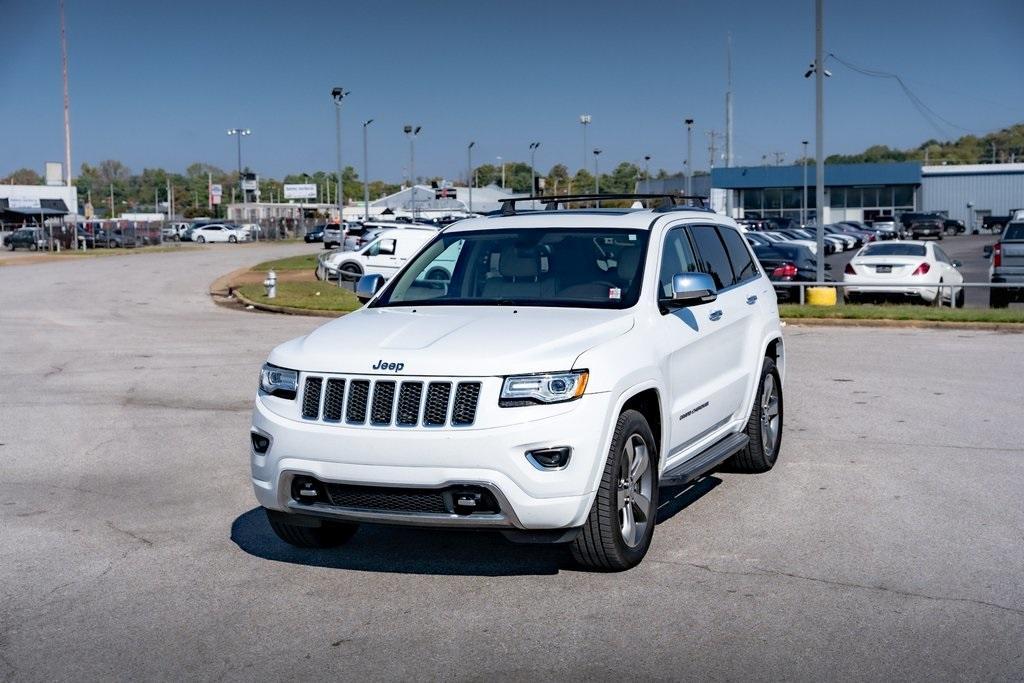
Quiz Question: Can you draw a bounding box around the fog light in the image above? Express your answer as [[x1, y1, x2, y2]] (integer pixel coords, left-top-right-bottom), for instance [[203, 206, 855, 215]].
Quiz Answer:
[[526, 446, 572, 470], [290, 476, 323, 503], [251, 432, 271, 454]]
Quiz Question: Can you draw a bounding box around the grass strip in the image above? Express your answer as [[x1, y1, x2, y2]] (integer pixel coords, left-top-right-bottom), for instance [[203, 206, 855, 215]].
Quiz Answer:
[[235, 281, 361, 312]]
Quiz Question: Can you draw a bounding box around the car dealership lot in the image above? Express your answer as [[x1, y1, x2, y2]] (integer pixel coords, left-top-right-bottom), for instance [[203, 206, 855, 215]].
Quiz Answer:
[[1, 245, 1022, 680]]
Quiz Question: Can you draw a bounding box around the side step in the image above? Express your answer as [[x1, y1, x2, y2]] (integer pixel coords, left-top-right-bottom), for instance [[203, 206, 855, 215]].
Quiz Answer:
[[659, 432, 749, 487]]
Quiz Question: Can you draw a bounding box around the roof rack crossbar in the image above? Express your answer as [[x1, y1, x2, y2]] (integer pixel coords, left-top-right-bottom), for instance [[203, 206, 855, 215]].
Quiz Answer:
[[499, 193, 707, 215]]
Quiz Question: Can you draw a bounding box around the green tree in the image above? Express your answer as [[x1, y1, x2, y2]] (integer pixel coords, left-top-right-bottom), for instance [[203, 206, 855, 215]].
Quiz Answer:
[[2, 168, 43, 184]]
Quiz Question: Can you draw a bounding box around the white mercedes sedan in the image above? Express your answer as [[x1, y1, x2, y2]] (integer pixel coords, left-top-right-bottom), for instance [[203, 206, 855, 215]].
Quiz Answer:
[[843, 241, 964, 305]]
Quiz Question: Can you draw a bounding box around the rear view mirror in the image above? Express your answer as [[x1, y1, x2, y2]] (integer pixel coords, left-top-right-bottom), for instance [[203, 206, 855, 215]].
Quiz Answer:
[[355, 274, 385, 303]]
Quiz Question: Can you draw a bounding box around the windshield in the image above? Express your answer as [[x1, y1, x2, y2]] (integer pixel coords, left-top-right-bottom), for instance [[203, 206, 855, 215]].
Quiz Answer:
[[862, 243, 926, 257], [372, 228, 649, 309], [1003, 223, 1024, 241]]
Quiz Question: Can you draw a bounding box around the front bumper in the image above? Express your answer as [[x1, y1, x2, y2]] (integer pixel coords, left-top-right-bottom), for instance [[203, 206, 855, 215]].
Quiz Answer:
[[250, 392, 613, 530]]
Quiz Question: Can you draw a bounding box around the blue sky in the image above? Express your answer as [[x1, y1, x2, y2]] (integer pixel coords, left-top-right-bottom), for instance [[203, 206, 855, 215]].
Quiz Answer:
[[2, 0, 1022, 182]]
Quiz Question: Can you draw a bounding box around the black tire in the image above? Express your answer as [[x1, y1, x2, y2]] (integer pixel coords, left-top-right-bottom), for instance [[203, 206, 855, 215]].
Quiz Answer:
[[845, 292, 859, 305], [426, 267, 449, 281], [265, 508, 358, 548], [339, 262, 362, 281], [29, 242, 38, 252], [955, 287, 965, 308], [196, 235, 206, 244], [990, 289, 1008, 309], [228, 235, 237, 243], [932, 280, 944, 307], [727, 357, 783, 473], [571, 409, 659, 571]]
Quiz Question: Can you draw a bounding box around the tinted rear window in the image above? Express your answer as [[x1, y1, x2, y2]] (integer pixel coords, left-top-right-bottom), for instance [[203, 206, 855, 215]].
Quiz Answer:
[[689, 225, 735, 290], [1003, 223, 1024, 241], [862, 243, 926, 257]]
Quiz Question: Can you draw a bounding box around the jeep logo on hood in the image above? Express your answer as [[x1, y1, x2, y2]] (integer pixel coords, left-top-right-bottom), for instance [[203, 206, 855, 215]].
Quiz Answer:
[[372, 359, 405, 372]]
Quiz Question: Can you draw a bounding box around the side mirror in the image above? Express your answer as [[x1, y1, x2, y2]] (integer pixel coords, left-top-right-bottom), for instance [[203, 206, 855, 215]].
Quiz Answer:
[[983, 245, 993, 258], [952, 259, 963, 268], [664, 272, 717, 308], [355, 274, 385, 303]]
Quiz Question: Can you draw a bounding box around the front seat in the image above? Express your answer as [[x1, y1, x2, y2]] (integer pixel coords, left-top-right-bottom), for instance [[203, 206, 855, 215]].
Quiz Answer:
[[481, 246, 555, 300]]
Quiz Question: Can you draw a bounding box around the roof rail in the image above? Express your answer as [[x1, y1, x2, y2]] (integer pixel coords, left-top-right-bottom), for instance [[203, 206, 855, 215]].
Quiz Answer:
[[498, 193, 708, 216]]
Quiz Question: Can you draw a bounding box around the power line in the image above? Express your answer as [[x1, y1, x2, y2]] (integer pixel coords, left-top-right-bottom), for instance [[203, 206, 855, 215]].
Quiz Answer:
[[827, 52, 976, 138]]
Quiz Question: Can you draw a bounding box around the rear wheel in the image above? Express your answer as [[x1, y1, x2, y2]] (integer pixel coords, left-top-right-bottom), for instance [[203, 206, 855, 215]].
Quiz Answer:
[[955, 287, 965, 308], [932, 280, 944, 306], [265, 509, 358, 548], [339, 262, 363, 281], [990, 288, 1008, 309], [727, 357, 783, 473], [196, 235, 206, 244], [572, 409, 658, 571], [228, 235, 237, 243]]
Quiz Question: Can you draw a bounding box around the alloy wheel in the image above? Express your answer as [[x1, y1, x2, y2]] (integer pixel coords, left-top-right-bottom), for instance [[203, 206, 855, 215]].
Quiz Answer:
[[617, 433, 654, 548]]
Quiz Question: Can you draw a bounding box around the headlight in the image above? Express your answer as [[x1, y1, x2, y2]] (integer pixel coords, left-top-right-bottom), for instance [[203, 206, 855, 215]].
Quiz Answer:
[[499, 370, 588, 407], [260, 363, 298, 399]]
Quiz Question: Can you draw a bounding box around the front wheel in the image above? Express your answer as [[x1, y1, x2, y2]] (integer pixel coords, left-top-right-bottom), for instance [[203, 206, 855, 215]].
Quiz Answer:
[[228, 235, 237, 243], [196, 235, 206, 243], [265, 509, 358, 548], [571, 409, 658, 571], [726, 357, 783, 473], [339, 263, 363, 281]]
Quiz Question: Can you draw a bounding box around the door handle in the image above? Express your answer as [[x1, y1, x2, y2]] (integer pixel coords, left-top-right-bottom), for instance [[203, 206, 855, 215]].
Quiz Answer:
[[709, 309, 724, 321], [746, 295, 758, 305]]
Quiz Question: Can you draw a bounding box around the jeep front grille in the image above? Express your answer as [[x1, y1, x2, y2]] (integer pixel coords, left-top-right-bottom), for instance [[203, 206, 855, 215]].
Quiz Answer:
[[300, 375, 481, 428]]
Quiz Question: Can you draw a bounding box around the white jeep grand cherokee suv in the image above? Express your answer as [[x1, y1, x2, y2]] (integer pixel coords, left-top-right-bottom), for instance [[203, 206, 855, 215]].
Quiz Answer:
[[251, 195, 785, 570]]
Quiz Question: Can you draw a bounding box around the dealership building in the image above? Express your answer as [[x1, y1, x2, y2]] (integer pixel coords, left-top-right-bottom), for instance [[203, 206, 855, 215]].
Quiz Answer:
[[710, 162, 1024, 226]]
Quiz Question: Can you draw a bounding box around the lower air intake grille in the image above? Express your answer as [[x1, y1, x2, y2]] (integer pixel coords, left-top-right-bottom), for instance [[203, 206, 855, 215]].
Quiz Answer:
[[302, 377, 322, 419], [324, 483, 448, 514]]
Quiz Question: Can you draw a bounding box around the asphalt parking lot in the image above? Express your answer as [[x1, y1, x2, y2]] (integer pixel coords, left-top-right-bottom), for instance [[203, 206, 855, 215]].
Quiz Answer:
[[2, 244, 1022, 680]]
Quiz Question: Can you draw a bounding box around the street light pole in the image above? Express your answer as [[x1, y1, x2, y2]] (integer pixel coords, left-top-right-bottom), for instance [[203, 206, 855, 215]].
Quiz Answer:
[[467, 141, 475, 213], [579, 114, 591, 172], [497, 156, 505, 189], [684, 118, 694, 196], [814, 0, 825, 282], [362, 119, 373, 222], [227, 128, 251, 213], [403, 124, 421, 216], [331, 87, 350, 223], [593, 148, 602, 194], [802, 139, 809, 227], [529, 142, 540, 199]]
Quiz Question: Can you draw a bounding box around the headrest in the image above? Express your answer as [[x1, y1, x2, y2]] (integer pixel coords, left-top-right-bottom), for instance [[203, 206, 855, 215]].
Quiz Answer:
[[499, 246, 539, 278], [617, 247, 641, 280]]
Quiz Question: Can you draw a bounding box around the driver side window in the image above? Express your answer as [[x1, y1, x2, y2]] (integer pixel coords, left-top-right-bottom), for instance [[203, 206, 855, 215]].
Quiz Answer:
[[658, 228, 699, 298]]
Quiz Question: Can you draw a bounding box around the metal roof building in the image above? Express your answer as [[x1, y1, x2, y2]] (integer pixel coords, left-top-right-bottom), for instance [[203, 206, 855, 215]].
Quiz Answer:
[[921, 164, 1024, 224]]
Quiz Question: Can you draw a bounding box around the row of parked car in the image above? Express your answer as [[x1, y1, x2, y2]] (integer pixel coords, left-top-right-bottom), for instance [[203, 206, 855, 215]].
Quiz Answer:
[[163, 221, 262, 243]]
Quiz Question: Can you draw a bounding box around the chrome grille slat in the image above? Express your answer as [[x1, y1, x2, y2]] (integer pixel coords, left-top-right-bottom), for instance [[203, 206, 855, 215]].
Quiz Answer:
[[370, 381, 396, 425], [423, 382, 452, 426], [396, 382, 423, 426], [323, 378, 345, 422], [346, 380, 370, 423], [302, 377, 323, 420]]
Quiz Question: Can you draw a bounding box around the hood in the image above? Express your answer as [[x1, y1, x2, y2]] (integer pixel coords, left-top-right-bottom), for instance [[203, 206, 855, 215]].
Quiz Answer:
[[268, 306, 635, 377]]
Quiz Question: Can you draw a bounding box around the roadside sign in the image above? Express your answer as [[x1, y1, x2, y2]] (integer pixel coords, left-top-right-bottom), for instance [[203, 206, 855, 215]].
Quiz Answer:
[[210, 184, 222, 205], [284, 183, 317, 200]]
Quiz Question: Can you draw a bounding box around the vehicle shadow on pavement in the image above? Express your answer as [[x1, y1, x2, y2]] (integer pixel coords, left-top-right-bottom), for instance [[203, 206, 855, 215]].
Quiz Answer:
[[656, 476, 722, 524], [230, 507, 568, 576]]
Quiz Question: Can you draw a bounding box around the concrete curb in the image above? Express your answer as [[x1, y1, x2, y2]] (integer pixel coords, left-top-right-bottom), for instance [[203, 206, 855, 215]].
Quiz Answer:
[[784, 317, 1024, 332]]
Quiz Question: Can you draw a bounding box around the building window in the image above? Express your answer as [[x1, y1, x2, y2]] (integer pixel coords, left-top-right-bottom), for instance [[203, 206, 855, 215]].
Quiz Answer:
[[783, 188, 801, 210], [893, 185, 914, 208], [742, 190, 761, 212], [830, 187, 845, 208], [765, 188, 782, 211]]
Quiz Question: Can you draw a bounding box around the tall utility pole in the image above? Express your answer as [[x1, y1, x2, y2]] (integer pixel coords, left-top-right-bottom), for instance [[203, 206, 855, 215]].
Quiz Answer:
[[404, 125, 421, 216], [725, 32, 734, 216], [708, 131, 723, 170], [593, 149, 602, 194], [362, 119, 373, 222], [227, 128, 251, 207], [579, 115, 591, 171], [497, 156, 505, 189], [814, 0, 825, 281], [60, 0, 72, 189], [528, 142, 541, 198], [331, 87, 349, 221], [643, 155, 651, 181], [467, 141, 475, 213], [688, 120, 697, 194], [802, 140, 809, 227]]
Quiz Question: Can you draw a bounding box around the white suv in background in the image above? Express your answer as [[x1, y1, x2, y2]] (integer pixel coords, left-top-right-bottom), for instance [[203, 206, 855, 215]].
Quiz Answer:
[[252, 195, 785, 570], [317, 227, 437, 281]]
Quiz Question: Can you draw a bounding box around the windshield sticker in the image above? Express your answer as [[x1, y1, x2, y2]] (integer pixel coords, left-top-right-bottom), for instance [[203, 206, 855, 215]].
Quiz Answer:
[[608, 287, 621, 300], [628, 234, 637, 241]]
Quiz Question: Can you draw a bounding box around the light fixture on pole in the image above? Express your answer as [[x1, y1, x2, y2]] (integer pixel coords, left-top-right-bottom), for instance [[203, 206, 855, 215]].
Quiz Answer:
[[643, 155, 651, 181], [403, 124, 421, 216], [529, 142, 541, 200], [331, 87, 350, 222], [227, 128, 251, 207], [684, 118, 694, 196], [362, 119, 373, 222], [801, 139, 809, 227], [467, 141, 475, 213], [579, 115, 591, 171]]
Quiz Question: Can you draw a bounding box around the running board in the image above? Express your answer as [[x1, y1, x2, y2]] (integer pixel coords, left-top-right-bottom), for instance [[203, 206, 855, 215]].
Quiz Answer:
[[659, 433, 749, 487]]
